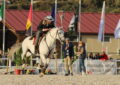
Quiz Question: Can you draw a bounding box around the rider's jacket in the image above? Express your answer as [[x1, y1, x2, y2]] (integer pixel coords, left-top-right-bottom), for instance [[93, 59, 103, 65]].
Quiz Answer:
[[37, 21, 55, 33]]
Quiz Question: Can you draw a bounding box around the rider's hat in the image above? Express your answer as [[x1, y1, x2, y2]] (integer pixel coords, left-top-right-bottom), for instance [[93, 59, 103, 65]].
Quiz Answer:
[[44, 16, 54, 21]]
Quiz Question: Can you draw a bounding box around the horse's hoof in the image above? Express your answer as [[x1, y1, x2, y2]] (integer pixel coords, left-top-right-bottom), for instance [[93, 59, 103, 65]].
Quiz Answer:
[[39, 73, 44, 77]]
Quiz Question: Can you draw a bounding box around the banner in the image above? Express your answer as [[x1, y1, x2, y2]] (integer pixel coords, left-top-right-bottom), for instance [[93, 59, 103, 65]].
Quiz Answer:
[[85, 60, 117, 74], [47, 59, 117, 75]]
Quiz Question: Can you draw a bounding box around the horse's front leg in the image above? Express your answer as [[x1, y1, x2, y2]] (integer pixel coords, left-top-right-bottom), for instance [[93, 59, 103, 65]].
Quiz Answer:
[[39, 54, 50, 77]]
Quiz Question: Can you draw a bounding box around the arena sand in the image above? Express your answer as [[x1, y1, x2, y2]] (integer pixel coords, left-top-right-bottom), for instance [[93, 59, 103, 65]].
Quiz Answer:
[[0, 75, 120, 85]]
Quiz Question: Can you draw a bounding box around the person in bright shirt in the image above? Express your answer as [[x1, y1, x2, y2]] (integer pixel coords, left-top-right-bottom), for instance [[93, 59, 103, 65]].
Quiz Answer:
[[100, 51, 108, 60]]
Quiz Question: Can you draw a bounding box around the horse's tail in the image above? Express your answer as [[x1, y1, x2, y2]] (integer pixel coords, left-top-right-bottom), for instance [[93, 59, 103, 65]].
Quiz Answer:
[[7, 43, 22, 61]]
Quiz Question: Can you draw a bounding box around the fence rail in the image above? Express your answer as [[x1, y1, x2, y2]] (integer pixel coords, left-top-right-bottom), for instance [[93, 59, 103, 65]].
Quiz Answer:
[[0, 58, 120, 75]]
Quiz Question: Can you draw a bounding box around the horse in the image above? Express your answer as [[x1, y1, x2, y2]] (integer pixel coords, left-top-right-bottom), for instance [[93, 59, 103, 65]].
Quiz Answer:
[[21, 28, 65, 76]]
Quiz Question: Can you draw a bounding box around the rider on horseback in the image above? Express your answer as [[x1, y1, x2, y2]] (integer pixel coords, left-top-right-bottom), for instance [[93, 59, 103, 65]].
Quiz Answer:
[[35, 16, 55, 53]]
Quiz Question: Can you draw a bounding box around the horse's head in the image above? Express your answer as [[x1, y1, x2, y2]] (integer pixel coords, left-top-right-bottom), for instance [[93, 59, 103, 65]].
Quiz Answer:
[[56, 28, 65, 44], [48, 28, 65, 44]]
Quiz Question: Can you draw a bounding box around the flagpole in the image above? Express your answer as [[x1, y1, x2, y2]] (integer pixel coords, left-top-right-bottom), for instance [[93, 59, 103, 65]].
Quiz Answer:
[[59, 10, 64, 59], [31, 0, 33, 36], [60, 10, 64, 28], [78, 0, 81, 42], [2, 0, 6, 55], [54, 0, 58, 72], [102, 1, 105, 52], [55, 0, 57, 27], [30, 0, 33, 67], [118, 39, 120, 54]]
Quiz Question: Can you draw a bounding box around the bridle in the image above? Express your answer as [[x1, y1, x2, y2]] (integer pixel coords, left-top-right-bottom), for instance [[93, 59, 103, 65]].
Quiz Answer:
[[49, 29, 64, 43], [56, 30, 64, 43]]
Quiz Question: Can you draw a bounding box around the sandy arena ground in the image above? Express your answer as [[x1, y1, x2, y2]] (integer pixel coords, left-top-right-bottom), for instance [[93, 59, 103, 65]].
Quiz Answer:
[[0, 75, 120, 85]]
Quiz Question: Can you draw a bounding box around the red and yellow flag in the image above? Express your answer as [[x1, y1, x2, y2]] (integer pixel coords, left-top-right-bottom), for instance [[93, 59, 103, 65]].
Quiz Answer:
[[26, 4, 32, 35]]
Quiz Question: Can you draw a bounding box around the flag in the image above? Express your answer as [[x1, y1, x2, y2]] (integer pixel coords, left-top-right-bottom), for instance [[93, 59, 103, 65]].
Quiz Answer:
[[98, 1, 105, 41], [74, 5, 79, 33], [69, 15, 75, 28], [114, 19, 120, 39], [51, 6, 55, 20], [0, 0, 4, 21], [26, 4, 32, 36], [70, 0, 80, 33], [68, 13, 78, 32], [51, 0, 57, 26]]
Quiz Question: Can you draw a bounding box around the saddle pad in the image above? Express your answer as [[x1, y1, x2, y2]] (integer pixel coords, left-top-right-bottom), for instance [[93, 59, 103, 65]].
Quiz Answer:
[[33, 37, 36, 45]]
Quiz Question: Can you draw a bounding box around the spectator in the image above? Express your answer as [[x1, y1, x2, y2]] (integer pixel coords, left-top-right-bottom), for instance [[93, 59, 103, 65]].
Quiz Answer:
[[62, 38, 74, 76], [94, 53, 101, 59], [77, 41, 86, 75], [88, 52, 94, 59], [0, 49, 2, 58], [100, 51, 108, 60]]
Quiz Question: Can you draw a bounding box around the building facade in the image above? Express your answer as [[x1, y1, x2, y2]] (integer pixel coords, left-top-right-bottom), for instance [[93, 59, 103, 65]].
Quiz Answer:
[[81, 34, 120, 58], [0, 10, 120, 58]]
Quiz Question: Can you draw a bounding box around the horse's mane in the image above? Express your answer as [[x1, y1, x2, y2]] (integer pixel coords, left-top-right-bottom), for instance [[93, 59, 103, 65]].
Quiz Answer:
[[49, 27, 58, 32]]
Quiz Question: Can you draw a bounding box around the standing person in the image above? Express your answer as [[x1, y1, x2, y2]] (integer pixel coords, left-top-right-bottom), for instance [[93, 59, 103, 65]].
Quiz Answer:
[[77, 41, 86, 75], [35, 16, 55, 53], [62, 38, 74, 76]]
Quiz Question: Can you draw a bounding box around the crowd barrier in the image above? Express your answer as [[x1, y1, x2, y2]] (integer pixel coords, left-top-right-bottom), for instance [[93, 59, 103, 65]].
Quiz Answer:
[[85, 59, 117, 74], [48, 59, 117, 75], [0, 58, 120, 75]]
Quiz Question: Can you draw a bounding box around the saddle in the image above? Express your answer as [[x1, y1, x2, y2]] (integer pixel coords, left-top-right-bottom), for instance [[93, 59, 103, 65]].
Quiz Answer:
[[36, 35, 44, 46], [29, 34, 35, 40]]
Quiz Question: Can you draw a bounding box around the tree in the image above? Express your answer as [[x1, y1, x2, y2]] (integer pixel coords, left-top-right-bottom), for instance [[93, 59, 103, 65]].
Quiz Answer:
[[3, 0, 120, 13], [115, 0, 120, 7]]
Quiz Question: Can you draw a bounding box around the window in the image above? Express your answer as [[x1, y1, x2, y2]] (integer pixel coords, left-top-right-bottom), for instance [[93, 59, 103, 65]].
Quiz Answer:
[[104, 36, 111, 42], [117, 49, 120, 55]]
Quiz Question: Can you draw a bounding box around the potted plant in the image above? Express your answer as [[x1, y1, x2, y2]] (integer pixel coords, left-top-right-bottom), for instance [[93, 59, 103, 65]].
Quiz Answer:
[[14, 48, 22, 75]]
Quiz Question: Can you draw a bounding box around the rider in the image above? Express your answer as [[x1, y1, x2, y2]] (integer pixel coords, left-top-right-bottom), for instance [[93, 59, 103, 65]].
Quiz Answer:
[[35, 16, 55, 53]]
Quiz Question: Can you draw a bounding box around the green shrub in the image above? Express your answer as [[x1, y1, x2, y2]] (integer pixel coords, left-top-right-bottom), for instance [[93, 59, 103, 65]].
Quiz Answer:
[[13, 48, 22, 66]]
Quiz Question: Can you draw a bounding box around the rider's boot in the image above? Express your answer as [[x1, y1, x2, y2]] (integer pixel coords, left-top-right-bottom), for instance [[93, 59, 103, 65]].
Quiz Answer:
[[35, 45, 38, 54]]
